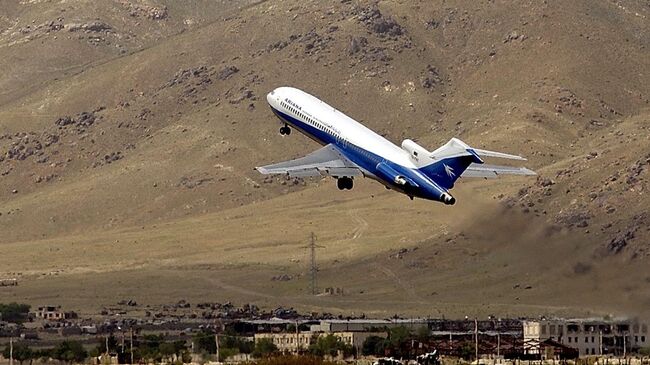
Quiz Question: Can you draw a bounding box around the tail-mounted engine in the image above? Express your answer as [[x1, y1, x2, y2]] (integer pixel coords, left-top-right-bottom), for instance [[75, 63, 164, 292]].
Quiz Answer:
[[401, 139, 431, 164], [376, 162, 418, 187]]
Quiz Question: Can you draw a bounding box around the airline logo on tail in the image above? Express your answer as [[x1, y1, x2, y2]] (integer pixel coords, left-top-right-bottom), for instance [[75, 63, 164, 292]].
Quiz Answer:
[[444, 164, 456, 178]]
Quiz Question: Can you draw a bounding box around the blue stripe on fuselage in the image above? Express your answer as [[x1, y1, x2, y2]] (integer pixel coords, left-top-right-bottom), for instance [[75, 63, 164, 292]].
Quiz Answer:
[[270, 106, 449, 201]]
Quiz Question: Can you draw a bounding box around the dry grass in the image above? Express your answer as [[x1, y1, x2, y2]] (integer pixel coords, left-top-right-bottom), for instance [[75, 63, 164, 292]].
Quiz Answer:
[[0, 0, 649, 320]]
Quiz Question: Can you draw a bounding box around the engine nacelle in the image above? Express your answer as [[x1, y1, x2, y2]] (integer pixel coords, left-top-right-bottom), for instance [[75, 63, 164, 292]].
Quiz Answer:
[[394, 175, 408, 186], [401, 139, 430, 162], [376, 162, 417, 187], [440, 193, 456, 205]]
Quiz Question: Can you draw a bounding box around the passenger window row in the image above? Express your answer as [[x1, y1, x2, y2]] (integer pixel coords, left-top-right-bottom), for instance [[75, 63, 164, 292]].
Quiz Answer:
[[281, 101, 333, 135]]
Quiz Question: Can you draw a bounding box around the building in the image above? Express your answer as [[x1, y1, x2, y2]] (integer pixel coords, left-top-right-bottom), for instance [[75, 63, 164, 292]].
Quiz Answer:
[[254, 331, 386, 354], [0, 278, 18, 286], [255, 332, 314, 352], [58, 326, 82, 336], [34, 306, 78, 321], [523, 319, 649, 357], [334, 331, 388, 351], [310, 319, 429, 333], [537, 339, 580, 359]]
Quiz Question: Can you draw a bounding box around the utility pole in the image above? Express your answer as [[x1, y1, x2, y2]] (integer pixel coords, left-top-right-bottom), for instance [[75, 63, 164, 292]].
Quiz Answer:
[[474, 318, 479, 362], [497, 333, 501, 357], [600, 331, 603, 355], [215, 333, 220, 363], [129, 328, 134, 365], [105, 335, 109, 355], [9, 337, 13, 365], [449, 333, 452, 353], [295, 320, 300, 354], [623, 332, 626, 358]]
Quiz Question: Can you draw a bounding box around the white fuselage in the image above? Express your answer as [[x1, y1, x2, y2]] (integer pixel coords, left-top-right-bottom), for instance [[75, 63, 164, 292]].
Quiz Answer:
[[266, 87, 415, 171], [265, 86, 460, 203]]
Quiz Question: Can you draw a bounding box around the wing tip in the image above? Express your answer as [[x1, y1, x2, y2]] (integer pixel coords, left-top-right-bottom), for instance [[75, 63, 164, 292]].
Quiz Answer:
[[504, 154, 527, 161], [254, 166, 269, 174], [522, 167, 537, 176], [474, 148, 528, 161]]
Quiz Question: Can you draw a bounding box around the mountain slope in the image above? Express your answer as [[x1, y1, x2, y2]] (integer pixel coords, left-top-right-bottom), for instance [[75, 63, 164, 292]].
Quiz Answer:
[[1, 0, 649, 318]]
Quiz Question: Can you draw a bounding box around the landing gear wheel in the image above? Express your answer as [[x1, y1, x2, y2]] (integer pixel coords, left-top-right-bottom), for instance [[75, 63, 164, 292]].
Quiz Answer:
[[337, 177, 353, 190], [337, 178, 346, 190], [279, 125, 291, 135]]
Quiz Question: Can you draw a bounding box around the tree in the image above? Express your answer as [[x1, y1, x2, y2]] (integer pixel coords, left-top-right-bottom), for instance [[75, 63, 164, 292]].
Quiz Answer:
[[159, 342, 177, 362], [0, 303, 31, 323], [3, 343, 34, 365], [193, 331, 254, 359], [33, 348, 53, 363], [91, 334, 119, 356], [250, 355, 339, 365], [253, 338, 278, 357], [459, 342, 475, 360], [138, 334, 165, 363], [309, 334, 354, 358], [193, 331, 216, 354], [388, 326, 412, 347], [416, 326, 431, 342], [53, 341, 87, 364], [131, 335, 188, 363], [362, 336, 388, 356], [220, 335, 254, 354]]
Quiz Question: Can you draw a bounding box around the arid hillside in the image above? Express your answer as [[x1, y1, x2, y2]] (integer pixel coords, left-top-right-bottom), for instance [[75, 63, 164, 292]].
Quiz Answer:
[[1, 0, 649, 319]]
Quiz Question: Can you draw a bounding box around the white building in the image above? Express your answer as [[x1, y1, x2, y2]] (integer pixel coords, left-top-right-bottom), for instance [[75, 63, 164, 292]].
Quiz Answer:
[[254, 331, 386, 354], [34, 306, 77, 321], [523, 319, 648, 357]]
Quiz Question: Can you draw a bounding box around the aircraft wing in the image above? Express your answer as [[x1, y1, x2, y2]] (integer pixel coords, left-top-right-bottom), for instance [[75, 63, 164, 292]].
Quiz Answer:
[[461, 163, 537, 178], [255, 144, 362, 178]]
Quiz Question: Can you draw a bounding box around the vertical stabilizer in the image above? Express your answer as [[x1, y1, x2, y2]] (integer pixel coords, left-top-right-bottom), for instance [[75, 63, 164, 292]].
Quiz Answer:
[[417, 138, 482, 189]]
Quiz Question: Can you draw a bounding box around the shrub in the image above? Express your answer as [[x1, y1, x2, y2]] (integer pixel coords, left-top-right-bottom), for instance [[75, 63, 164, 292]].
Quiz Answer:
[[309, 334, 354, 357], [247, 354, 338, 365], [0, 303, 30, 323], [253, 339, 278, 358]]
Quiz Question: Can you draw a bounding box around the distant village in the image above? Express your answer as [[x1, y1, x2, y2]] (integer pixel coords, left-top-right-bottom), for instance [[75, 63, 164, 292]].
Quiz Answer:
[[1, 301, 649, 364]]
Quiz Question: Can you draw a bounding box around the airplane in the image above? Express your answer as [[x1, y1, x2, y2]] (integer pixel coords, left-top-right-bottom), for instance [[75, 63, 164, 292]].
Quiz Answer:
[[255, 86, 535, 205]]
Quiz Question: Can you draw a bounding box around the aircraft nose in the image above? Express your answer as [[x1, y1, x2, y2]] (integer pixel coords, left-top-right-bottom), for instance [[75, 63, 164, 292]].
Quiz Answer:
[[267, 89, 278, 106]]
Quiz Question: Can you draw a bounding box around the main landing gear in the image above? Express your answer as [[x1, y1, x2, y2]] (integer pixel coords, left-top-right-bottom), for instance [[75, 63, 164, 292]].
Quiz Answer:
[[279, 124, 291, 135], [337, 177, 353, 190]]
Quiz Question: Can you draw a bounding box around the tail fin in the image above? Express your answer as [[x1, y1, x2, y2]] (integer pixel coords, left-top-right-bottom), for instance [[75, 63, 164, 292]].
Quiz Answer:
[[417, 138, 481, 189], [417, 138, 531, 189]]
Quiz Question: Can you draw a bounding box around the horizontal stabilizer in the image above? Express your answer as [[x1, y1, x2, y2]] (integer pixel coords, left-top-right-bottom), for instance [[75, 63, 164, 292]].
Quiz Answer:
[[462, 163, 536, 178], [422, 137, 532, 188], [471, 148, 527, 161]]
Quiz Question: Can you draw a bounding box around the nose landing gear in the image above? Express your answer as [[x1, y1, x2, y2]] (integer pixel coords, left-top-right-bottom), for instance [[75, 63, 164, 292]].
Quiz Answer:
[[279, 125, 291, 135], [337, 177, 353, 190]]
